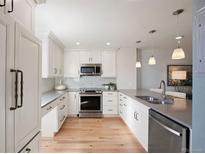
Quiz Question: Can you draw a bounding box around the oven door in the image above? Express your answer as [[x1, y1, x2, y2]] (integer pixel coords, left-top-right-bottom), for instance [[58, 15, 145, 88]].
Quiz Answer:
[[79, 94, 102, 113]]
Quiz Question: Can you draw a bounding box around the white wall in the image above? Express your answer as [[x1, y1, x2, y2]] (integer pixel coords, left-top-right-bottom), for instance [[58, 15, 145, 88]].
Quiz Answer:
[[117, 48, 136, 89], [140, 46, 192, 90]]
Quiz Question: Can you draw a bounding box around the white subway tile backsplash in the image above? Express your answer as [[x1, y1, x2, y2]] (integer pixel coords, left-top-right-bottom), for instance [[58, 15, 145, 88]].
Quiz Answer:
[[64, 76, 116, 89]]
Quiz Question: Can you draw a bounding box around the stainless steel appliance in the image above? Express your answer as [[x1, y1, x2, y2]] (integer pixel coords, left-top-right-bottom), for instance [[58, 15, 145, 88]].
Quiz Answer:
[[79, 88, 103, 117], [148, 110, 189, 153], [80, 64, 102, 76]]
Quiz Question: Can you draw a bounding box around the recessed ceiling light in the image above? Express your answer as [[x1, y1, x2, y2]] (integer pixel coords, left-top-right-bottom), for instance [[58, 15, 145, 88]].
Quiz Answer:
[[76, 42, 80, 46], [106, 42, 111, 46]]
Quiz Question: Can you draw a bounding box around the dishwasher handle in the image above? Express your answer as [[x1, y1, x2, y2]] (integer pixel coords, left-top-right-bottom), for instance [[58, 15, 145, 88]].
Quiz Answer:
[[150, 115, 182, 137]]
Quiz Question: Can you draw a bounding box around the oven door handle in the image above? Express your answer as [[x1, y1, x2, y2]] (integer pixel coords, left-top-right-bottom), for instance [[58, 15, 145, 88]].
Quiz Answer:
[[80, 94, 102, 96], [81, 101, 89, 105]]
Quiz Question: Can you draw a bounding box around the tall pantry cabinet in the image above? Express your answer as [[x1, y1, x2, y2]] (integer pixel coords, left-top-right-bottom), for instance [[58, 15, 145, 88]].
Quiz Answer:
[[0, 1, 41, 153]]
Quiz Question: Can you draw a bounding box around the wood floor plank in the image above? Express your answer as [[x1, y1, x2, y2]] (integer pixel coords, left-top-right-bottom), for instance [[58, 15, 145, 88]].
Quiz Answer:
[[41, 117, 145, 153]]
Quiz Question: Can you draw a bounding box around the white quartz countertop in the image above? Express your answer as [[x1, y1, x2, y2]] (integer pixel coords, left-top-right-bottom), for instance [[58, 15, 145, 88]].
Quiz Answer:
[[119, 89, 192, 129], [41, 90, 68, 107]]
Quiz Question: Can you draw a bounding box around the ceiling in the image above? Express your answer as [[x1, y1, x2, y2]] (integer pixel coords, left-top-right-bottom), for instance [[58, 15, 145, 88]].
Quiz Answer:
[[35, 0, 192, 50]]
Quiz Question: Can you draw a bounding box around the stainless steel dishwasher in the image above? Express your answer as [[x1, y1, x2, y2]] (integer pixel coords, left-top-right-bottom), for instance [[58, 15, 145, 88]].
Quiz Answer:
[[148, 110, 190, 153]]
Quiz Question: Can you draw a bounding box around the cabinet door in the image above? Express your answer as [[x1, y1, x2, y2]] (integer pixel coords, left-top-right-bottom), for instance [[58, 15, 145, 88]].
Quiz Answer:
[[90, 50, 101, 63], [20, 133, 40, 153], [64, 51, 80, 78], [14, 23, 41, 152], [58, 47, 64, 76], [68, 92, 79, 115], [0, 0, 5, 15], [137, 108, 149, 151], [101, 51, 116, 77], [47, 38, 55, 77], [0, 14, 14, 153], [6, 0, 35, 32], [195, 9, 205, 74], [79, 51, 90, 64]]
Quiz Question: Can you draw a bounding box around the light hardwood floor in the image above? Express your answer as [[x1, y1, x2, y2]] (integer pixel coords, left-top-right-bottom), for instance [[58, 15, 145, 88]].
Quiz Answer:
[[41, 117, 145, 153]]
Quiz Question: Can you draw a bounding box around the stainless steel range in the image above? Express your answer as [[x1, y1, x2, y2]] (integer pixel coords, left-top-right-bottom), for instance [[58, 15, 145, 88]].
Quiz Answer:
[[79, 88, 103, 117]]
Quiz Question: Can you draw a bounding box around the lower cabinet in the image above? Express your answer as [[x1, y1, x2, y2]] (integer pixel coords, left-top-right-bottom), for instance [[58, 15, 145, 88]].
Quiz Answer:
[[68, 92, 79, 116], [119, 92, 150, 151], [19, 133, 40, 153], [41, 93, 68, 137], [103, 92, 118, 115]]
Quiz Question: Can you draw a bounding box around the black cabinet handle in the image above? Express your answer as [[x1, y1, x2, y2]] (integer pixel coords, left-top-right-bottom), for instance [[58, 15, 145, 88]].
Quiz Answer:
[[0, 0, 6, 7], [7, 0, 13, 13], [25, 148, 31, 153], [17, 70, 23, 108], [10, 69, 18, 110]]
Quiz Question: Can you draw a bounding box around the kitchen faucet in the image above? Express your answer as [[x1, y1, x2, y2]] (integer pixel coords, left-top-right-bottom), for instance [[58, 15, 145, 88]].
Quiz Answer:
[[159, 80, 166, 99]]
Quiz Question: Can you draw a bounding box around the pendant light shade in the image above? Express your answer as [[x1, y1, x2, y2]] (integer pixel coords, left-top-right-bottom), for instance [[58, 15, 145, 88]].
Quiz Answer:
[[172, 47, 185, 59], [136, 61, 142, 68], [148, 56, 156, 65]]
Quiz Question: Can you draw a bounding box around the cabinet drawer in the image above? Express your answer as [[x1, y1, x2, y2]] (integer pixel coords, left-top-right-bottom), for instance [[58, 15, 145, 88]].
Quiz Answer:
[[58, 112, 66, 129], [103, 105, 118, 114], [103, 98, 118, 106], [41, 99, 58, 117], [103, 92, 117, 97], [58, 103, 66, 113], [20, 133, 40, 153]]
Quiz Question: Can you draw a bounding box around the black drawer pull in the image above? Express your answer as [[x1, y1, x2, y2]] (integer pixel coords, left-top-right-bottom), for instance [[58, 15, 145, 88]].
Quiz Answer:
[[0, 0, 6, 7], [25, 148, 31, 153], [8, 0, 13, 13], [17, 70, 23, 108], [10, 69, 18, 110]]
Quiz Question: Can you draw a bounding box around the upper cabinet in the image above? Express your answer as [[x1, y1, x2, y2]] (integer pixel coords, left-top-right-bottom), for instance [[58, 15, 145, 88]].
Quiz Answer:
[[101, 50, 116, 78], [0, 0, 37, 33], [64, 51, 80, 78], [64, 49, 117, 78], [41, 32, 65, 78], [79, 50, 101, 64]]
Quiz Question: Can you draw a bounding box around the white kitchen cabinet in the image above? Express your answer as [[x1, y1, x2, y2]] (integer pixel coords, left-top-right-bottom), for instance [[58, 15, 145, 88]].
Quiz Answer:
[[0, 13, 12, 153], [64, 51, 80, 78], [68, 92, 79, 115], [118, 92, 149, 152], [129, 101, 149, 151], [79, 50, 101, 64], [5, 21, 41, 152], [195, 9, 205, 75], [19, 133, 40, 153], [41, 93, 68, 137], [41, 32, 65, 78], [101, 50, 116, 78], [52, 40, 64, 77], [5, 0, 36, 32], [103, 92, 118, 115]]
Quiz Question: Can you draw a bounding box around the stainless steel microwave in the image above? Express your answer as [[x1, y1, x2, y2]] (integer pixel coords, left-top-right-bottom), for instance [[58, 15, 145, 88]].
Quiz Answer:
[[80, 64, 102, 76]]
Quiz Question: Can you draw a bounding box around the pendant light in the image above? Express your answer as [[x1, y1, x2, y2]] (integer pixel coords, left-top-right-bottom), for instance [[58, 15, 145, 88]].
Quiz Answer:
[[148, 30, 157, 65], [136, 42, 142, 68], [172, 9, 185, 60], [148, 56, 156, 65], [136, 62, 142, 68]]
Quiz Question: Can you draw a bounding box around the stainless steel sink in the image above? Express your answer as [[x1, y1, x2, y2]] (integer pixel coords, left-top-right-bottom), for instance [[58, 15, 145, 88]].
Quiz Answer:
[[136, 96, 173, 104]]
